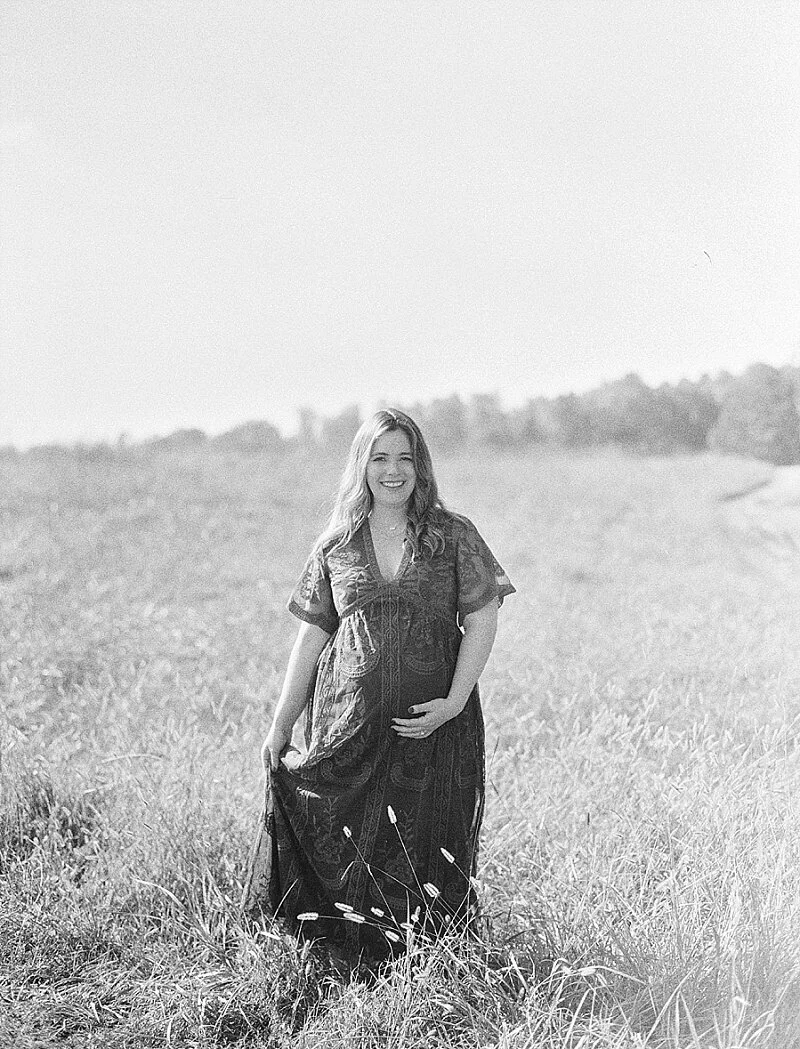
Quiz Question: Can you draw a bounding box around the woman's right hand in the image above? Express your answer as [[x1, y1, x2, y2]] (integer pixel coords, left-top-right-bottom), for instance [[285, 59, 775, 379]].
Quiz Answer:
[[261, 723, 293, 774]]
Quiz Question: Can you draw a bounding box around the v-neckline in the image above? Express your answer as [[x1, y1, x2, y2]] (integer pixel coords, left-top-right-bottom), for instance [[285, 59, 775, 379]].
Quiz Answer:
[[364, 520, 410, 584]]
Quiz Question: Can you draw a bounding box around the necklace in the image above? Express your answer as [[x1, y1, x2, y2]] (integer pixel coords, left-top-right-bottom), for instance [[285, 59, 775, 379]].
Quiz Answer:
[[369, 516, 407, 536]]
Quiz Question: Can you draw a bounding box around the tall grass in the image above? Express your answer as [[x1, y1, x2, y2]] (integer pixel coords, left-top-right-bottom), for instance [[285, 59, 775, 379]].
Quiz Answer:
[[1, 448, 799, 1046]]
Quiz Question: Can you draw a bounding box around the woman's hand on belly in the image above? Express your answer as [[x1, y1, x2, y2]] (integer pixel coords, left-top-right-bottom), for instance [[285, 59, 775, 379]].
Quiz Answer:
[[391, 695, 465, 739]]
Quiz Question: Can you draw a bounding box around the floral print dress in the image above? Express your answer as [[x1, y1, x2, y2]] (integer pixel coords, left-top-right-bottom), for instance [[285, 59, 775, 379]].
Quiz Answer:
[[242, 511, 515, 957]]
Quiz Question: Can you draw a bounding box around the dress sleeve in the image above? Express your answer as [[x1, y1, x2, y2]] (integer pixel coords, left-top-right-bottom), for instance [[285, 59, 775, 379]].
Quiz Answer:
[[287, 546, 339, 635], [455, 517, 516, 620]]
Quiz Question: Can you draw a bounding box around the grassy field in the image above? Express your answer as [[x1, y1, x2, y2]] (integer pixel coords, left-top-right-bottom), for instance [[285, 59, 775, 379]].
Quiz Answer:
[[1, 447, 799, 1048]]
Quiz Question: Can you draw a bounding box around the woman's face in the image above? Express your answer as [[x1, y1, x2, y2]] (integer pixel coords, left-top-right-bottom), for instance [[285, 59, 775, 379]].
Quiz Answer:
[[365, 429, 416, 511]]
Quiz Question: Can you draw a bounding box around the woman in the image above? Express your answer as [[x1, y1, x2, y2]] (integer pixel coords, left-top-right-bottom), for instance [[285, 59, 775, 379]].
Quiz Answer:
[[242, 409, 515, 962]]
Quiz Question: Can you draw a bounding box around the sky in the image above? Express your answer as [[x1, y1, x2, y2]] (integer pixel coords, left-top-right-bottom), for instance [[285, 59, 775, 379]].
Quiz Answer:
[[2, 0, 800, 447]]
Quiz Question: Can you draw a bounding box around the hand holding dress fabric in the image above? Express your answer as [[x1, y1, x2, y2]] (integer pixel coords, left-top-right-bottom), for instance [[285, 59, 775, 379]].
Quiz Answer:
[[261, 724, 294, 772], [259, 621, 333, 773]]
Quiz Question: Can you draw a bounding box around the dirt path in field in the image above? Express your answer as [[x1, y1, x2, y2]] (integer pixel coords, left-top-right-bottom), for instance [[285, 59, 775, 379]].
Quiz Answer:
[[722, 465, 800, 564]]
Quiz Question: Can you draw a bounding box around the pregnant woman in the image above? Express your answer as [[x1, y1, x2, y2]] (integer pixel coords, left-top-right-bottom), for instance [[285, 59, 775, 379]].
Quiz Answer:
[[242, 408, 514, 965]]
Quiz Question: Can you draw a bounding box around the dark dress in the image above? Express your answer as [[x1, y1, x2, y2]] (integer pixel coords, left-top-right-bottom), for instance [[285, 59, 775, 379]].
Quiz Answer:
[[242, 511, 515, 958]]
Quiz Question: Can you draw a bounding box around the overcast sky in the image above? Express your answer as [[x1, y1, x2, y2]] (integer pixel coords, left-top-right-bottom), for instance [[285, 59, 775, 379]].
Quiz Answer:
[[2, 0, 800, 446]]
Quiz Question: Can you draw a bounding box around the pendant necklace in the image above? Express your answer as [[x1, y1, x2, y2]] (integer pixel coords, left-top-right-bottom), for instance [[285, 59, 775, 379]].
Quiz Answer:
[[370, 515, 406, 537]]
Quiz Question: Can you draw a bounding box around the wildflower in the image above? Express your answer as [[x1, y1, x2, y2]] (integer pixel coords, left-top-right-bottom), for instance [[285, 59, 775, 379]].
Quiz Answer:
[[342, 911, 365, 924], [423, 882, 440, 898], [296, 912, 319, 921], [440, 847, 455, 864], [370, 907, 385, 917], [342, 826, 352, 839], [387, 805, 397, 825], [334, 902, 354, 912], [384, 930, 400, 943]]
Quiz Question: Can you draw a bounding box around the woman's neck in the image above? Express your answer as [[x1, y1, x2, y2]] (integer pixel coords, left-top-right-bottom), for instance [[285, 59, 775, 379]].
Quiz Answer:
[[369, 506, 408, 530]]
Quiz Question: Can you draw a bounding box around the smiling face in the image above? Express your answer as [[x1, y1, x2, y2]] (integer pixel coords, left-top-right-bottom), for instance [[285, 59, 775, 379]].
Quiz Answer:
[[365, 429, 416, 511]]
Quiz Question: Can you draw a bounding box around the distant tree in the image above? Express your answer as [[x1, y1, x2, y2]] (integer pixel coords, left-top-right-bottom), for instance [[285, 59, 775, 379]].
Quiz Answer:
[[534, 394, 593, 446], [652, 380, 718, 450], [467, 393, 513, 447], [320, 405, 361, 451], [701, 369, 737, 406], [175, 428, 207, 445], [26, 444, 73, 460], [709, 363, 800, 465], [507, 400, 545, 444], [145, 428, 207, 455], [780, 364, 800, 414], [297, 407, 319, 446], [73, 440, 116, 461], [421, 395, 467, 452], [214, 421, 282, 454], [582, 373, 663, 448]]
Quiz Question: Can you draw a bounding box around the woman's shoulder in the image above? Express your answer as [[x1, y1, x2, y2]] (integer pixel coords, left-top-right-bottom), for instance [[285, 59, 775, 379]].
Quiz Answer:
[[434, 508, 479, 540], [312, 525, 365, 562], [437, 508, 476, 530]]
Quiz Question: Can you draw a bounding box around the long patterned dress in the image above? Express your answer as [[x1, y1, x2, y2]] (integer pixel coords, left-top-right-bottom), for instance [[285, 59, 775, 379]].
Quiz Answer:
[[242, 511, 515, 958]]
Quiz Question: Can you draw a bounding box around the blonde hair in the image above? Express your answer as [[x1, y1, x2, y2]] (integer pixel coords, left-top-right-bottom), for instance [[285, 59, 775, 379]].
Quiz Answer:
[[316, 409, 447, 558]]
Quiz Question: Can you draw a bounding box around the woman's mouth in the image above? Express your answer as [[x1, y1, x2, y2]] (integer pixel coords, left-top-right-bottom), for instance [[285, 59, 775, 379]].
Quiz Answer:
[[381, 480, 405, 488]]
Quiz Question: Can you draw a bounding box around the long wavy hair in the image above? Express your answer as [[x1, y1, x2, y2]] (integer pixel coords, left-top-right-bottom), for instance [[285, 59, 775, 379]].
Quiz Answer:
[[316, 409, 447, 559]]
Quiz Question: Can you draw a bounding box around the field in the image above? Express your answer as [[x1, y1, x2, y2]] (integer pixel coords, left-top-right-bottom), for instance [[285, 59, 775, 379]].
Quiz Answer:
[[2, 447, 799, 1048]]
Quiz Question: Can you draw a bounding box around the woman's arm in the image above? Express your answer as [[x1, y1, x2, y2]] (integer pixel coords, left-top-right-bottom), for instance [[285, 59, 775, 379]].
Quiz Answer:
[[446, 600, 498, 710], [262, 621, 331, 771], [392, 599, 499, 739]]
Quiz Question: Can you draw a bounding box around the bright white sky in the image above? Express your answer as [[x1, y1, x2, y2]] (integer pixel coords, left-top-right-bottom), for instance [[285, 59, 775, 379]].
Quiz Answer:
[[2, 0, 800, 446]]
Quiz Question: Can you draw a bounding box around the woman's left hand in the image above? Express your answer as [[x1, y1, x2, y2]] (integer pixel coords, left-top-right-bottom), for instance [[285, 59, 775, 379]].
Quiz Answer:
[[392, 696, 464, 739]]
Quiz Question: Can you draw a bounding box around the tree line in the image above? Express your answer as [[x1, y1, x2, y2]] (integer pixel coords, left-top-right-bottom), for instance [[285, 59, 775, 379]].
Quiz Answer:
[[285, 362, 800, 466], [7, 362, 800, 466]]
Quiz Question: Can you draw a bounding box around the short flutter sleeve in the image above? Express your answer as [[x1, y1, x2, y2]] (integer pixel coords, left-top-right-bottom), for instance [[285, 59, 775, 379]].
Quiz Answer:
[[454, 516, 516, 621], [287, 547, 339, 635]]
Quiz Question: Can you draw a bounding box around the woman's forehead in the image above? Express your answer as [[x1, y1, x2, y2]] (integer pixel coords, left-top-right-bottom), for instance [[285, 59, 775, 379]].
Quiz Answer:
[[371, 429, 412, 455]]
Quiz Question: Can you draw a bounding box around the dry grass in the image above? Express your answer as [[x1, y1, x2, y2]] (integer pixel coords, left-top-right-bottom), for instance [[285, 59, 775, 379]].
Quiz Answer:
[[1, 447, 799, 1047]]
